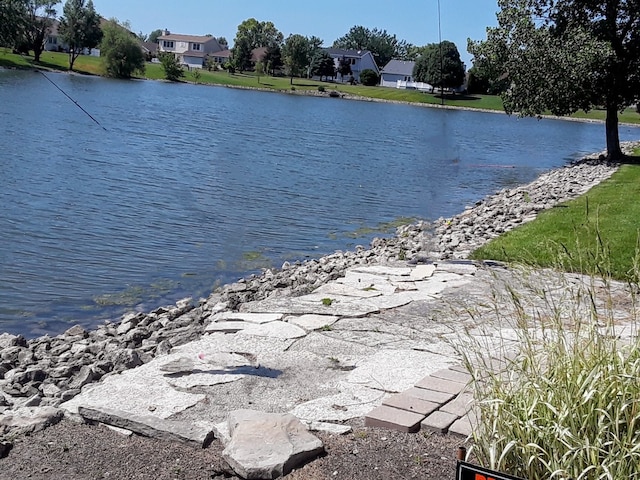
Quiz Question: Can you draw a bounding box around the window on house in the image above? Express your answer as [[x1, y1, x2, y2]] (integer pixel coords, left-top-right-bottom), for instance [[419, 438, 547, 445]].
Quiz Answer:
[[163, 41, 174, 48], [48, 36, 57, 45], [351, 59, 356, 65], [192, 43, 201, 51]]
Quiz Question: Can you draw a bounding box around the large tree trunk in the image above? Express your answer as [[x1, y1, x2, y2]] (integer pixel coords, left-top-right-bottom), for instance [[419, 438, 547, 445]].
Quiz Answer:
[[606, 103, 623, 160]]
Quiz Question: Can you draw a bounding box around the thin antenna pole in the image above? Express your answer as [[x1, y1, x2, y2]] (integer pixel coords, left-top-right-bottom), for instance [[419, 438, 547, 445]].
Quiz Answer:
[[438, 0, 444, 105], [39, 71, 107, 131]]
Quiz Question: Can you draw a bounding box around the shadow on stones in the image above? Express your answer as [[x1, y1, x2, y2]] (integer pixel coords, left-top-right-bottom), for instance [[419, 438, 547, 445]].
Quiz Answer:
[[163, 366, 283, 378]]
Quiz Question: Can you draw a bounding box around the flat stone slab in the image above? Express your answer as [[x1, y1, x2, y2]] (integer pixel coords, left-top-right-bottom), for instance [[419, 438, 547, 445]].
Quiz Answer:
[[239, 321, 307, 339], [61, 369, 208, 421], [0, 406, 63, 435], [415, 376, 467, 395], [347, 350, 453, 393], [211, 312, 284, 324], [349, 265, 412, 277], [239, 296, 380, 318], [78, 406, 214, 448], [205, 321, 248, 334], [421, 410, 459, 433], [312, 283, 383, 298], [382, 393, 439, 416], [410, 264, 436, 280], [437, 263, 478, 275], [285, 314, 339, 331], [222, 410, 324, 479], [289, 384, 383, 423], [336, 272, 397, 294], [365, 405, 424, 433], [305, 421, 352, 435]]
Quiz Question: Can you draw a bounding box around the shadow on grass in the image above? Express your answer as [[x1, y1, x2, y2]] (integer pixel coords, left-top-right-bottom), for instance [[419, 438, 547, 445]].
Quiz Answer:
[[433, 93, 482, 101]]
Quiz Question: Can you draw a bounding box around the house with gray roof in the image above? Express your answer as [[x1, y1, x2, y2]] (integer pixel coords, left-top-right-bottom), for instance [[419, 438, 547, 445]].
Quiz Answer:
[[380, 59, 433, 91], [325, 48, 379, 83], [157, 30, 224, 69]]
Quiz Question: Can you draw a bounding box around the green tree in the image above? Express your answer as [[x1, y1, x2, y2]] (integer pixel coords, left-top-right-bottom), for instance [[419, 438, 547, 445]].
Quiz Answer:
[[231, 35, 252, 71], [0, 0, 27, 48], [262, 41, 282, 75], [216, 36, 228, 48], [337, 56, 352, 81], [147, 28, 163, 44], [310, 50, 335, 81], [100, 19, 145, 79], [234, 18, 283, 51], [255, 59, 264, 83], [412, 41, 465, 91], [58, 0, 102, 70], [332, 25, 407, 67], [159, 51, 183, 81], [22, 0, 59, 62], [469, 0, 640, 160], [467, 58, 508, 95], [282, 33, 310, 84]]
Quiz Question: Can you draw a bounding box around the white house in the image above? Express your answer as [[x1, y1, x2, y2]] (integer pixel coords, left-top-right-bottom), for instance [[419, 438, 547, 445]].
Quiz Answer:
[[380, 59, 432, 91], [325, 48, 379, 83], [157, 30, 224, 69]]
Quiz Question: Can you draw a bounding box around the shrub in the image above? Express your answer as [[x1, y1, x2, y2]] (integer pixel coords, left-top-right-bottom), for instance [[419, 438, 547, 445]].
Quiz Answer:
[[318, 85, 325, 92], [457, 263, 640, 480], [159, 52, 184, 81], [359, 69, 379, 86]]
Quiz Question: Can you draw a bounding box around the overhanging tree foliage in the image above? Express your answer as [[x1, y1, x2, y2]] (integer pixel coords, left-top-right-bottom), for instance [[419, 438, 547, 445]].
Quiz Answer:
[[469, 0, 640, 160], [59, 0, 101, 71], [413, 41, 465, 90], [0, 0, 27, 48]]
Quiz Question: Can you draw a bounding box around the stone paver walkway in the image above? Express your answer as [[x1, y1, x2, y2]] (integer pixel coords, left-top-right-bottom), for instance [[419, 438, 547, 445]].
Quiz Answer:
[[56, 260, 636, 476]]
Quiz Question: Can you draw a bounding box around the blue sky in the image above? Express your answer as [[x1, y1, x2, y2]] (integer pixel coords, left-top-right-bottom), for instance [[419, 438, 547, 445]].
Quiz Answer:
[[89, 0, 499, 68]]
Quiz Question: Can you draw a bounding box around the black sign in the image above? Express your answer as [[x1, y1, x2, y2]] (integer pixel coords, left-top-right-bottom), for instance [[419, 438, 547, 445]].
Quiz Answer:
[[457, 461, 526, 480]]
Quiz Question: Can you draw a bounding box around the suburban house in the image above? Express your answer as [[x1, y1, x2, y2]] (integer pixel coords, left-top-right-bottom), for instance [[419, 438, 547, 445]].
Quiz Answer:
[[379, 59, 432, 91], [45, 18, 132, 57], [325, 48, 379, 83], [208, 49, 231, 67], [157, 30, 224, 69]]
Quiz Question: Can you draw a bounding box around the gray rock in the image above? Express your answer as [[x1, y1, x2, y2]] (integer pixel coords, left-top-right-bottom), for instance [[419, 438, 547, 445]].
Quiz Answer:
[[78, 406, 214, 448], [0, 406, 63, 435], [222, 410, 324, 479]]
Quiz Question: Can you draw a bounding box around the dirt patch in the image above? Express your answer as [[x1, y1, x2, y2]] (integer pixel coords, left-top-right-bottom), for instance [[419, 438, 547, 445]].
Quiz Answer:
[[0, 419, 468, 480]]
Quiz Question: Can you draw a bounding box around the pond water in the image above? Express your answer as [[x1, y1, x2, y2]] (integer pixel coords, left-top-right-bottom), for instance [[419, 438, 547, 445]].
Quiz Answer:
[[1, 69, 639, 337]]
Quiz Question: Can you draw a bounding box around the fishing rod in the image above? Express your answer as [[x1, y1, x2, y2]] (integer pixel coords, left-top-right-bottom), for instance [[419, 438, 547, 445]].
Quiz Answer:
[[38, 70, 107, 131]]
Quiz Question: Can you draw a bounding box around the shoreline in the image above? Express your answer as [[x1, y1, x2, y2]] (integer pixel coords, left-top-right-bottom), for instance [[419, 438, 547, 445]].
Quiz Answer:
[[5, 63, 638, 127], [1, 141, 637, 432]]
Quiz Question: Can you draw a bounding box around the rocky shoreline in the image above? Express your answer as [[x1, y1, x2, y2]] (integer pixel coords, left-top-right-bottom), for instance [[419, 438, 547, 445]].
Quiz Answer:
[[0, 142, 637, 443]]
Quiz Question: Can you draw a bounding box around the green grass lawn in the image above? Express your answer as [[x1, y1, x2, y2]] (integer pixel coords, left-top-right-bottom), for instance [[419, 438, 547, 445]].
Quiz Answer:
[[470, 159, 640, 280], [3, 49, 639, 124]]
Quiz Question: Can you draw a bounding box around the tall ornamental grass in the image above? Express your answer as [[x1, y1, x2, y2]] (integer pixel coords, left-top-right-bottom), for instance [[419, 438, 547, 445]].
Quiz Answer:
[[458, 258, 640, 479]]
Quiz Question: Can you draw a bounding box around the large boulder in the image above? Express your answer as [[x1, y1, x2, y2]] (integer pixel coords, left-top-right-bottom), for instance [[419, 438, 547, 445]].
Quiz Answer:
[[222, 410, 324, 479]]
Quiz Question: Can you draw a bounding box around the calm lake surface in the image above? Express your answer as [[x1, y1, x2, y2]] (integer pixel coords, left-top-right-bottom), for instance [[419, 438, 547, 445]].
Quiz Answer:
[[1, 69, 639, 338]]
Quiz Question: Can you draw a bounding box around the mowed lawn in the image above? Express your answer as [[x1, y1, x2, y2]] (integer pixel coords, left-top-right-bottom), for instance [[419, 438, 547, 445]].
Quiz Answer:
[[470, 160, 640, 280]]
